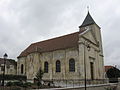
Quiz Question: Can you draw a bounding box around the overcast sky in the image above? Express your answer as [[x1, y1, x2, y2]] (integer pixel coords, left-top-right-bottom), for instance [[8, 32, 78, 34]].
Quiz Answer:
[[0, 0, 120, 67]]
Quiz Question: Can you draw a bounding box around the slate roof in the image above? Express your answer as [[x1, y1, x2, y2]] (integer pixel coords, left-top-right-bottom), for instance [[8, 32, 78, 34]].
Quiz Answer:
[[79, 12, 96, 28]]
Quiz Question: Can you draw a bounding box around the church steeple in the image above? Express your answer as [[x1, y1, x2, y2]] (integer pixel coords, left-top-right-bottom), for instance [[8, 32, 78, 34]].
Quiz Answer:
[[79, 12, 96, 28]]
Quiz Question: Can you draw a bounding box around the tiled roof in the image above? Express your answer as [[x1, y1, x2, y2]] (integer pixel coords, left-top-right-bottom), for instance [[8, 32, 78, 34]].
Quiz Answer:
[[18, 31, 84, 58], [18, 12, 97, 58], [0, 58, 17, 67]]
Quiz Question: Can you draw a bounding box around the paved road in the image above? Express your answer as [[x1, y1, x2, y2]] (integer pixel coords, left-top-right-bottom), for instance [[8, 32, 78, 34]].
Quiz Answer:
[[117, 84, 120, 90]]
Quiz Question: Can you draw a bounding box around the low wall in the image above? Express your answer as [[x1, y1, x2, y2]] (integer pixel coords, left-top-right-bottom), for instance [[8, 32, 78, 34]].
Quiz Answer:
[[58, 84, 118, 90], [33, 83, 118, 90]]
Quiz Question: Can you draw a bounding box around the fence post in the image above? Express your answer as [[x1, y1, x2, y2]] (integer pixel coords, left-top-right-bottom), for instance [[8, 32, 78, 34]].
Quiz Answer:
[[66, 80, 67, 87], [79, 79, 80, 86], [73, 80, 74, 87]]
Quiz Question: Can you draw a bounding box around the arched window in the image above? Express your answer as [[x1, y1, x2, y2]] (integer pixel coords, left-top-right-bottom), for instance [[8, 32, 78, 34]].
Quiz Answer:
[[56, 60, 61, 72], [21, 64, 24, 74], [44, 61, 48, 73], [69, 58, 75, 72]]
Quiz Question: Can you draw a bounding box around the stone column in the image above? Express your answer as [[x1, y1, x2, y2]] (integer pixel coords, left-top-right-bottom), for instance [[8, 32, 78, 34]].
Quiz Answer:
[[78, 38, 85, 79]]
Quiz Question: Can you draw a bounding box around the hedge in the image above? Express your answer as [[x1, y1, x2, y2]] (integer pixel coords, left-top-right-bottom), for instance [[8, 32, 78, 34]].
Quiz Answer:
[[0, 74, 27, 81]]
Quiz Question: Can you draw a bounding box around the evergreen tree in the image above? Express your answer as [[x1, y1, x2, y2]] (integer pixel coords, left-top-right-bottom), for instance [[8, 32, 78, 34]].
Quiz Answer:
[[36, 68, 44, 87], [106, 67, 120, 83], [106, 67, 120, 78]]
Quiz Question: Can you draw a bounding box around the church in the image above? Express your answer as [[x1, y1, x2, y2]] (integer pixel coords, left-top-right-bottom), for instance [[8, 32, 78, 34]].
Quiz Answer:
[[17, 12, 104, 81]]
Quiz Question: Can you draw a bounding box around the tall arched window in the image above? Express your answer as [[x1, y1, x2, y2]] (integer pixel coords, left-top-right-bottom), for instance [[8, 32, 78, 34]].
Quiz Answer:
[[69, 58, 75, 72], [56, 60, 61, 72], [44, 61, 48, 73], [21, 64, 24, 74]]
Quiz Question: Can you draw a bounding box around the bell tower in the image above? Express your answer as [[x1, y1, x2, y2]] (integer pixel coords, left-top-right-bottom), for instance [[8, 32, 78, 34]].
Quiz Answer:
[[79, 11, 100, 33], [78, 11, 104, 80], [79, 11, 103, 53]]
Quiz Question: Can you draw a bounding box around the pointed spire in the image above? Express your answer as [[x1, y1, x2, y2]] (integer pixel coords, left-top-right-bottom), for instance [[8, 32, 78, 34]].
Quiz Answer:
[[79, 11, 96, 28]]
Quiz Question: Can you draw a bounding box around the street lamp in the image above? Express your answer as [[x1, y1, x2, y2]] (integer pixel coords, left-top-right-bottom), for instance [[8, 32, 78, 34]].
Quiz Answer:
[[2, 53, 8, 86], [84, 41, 90, 90]]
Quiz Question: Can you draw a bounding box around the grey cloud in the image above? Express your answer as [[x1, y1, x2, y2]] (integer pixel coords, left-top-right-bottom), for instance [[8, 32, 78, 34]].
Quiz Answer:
[[0, 0, 120, 67]]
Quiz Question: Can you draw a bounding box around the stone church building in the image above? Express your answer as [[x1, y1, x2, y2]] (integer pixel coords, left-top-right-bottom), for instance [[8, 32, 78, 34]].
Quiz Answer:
[[17, 12, 104, 81]]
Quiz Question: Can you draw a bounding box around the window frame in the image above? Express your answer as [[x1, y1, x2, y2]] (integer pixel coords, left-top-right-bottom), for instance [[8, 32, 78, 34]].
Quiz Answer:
[[44, 61, 49, 73], [69, 58, 75, 72], [56, 60, 61, 72]]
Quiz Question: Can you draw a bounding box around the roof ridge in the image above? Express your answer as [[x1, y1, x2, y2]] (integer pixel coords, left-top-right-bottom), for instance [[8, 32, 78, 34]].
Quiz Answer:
[[32, 31, 79, 45], [18, 31, 80, 57]]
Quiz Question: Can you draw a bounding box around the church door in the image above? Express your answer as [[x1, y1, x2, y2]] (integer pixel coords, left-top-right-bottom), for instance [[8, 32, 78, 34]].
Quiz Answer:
[[90, 62, 94, 80]]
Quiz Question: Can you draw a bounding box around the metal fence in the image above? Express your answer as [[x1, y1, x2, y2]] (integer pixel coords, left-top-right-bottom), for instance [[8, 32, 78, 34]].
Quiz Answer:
[[40, 79, 109, 88], [0, 78, 119, 89]]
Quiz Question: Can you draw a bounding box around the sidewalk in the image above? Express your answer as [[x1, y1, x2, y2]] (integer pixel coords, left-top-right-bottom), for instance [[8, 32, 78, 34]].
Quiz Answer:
[[31, 83, 118, 90]]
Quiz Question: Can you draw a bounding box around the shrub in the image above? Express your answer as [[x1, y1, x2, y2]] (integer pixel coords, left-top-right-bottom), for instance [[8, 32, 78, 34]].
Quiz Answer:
[[0, 74, 27, 81], [107, 67, 120, 78], [13, 81, 23, 86], [22, 82, 32, 88], [6, 81, 14, 86], [12, 88, 21, 90]]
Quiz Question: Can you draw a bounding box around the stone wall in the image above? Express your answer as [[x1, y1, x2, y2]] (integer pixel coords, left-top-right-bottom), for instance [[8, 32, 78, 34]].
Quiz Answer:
[[78, 24, 104, 80], [18, 47, 80, 80], [0, 64, 16, 75], [17, 24, 104, 81]]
